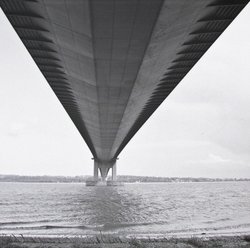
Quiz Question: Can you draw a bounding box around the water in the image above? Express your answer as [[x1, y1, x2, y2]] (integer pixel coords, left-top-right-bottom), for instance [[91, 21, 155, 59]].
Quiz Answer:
[[0, 182, 250, 237]]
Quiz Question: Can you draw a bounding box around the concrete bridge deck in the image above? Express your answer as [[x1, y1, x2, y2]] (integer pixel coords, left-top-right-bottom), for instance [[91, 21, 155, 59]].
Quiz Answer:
[[0, 0, 248, 181]]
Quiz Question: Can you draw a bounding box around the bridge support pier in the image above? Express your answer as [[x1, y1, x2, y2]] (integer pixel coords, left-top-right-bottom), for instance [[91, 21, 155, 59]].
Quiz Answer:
[[86, 158, 122, 186], [107, 160, 123, 186], [94, 160, 99, 181], [112, 162, 117, 181]]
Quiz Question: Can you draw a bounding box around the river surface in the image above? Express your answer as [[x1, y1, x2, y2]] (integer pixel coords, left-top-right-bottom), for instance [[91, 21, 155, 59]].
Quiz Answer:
[[0, 182, 250, 237]]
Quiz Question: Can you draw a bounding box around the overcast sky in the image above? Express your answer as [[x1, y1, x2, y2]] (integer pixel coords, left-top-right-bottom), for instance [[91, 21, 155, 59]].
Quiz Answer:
[[0, 5, 250, 178]]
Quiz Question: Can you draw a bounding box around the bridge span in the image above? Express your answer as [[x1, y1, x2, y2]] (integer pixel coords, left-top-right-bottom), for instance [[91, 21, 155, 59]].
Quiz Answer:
[[0, 0, 248, 182]]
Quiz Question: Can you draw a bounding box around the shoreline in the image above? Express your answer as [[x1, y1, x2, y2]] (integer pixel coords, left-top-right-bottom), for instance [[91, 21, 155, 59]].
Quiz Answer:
[[1, 233, 250, 248], [1, 224, 250, 238], [1, 228, 250, 238]]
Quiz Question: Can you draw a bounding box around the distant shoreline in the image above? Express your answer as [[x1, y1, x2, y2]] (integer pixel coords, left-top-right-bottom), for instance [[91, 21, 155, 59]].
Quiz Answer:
[[1, 181, 250, 184], [0, 174, 249, 183]]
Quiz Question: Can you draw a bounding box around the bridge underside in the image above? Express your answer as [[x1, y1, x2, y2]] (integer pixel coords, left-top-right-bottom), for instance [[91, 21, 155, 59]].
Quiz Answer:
[[0, 0, 248, 179]]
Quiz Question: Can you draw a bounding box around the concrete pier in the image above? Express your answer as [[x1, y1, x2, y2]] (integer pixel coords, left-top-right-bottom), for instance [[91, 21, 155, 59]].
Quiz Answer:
[[94, 160, 99, 181], [112, 162, 117, 181], [107, 160, 123, 186], [86, 159, 122, 186]]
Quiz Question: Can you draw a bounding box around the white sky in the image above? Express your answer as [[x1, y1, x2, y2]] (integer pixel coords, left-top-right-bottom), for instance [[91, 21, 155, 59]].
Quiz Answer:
[[0, 5, 250, 178]]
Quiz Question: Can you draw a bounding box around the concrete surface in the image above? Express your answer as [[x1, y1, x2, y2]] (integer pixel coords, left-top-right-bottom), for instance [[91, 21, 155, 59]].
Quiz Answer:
[[0, 0, 248, 173]]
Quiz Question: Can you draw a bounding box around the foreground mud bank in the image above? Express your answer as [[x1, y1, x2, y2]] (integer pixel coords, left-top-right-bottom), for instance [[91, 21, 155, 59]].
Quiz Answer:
[[1, 234, 250, 248]]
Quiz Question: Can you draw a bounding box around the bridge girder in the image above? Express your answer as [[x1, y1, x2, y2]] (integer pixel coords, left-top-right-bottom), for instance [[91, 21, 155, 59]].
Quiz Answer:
[[0, 0, 248, 166]]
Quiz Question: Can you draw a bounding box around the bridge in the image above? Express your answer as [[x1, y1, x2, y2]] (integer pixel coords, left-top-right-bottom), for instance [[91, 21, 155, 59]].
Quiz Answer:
[[0, 0, 248, 183]]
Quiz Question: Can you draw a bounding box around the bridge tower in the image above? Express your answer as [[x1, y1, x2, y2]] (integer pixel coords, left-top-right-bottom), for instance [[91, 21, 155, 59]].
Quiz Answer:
[[88, 158, 118, 185]]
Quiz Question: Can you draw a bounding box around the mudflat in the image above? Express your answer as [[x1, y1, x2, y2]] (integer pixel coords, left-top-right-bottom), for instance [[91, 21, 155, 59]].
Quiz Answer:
[[1, 235, 250, 248]]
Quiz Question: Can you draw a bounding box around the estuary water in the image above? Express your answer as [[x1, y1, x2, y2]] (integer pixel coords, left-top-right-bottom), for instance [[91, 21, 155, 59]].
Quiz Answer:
[[0, 182, 250, 237]]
